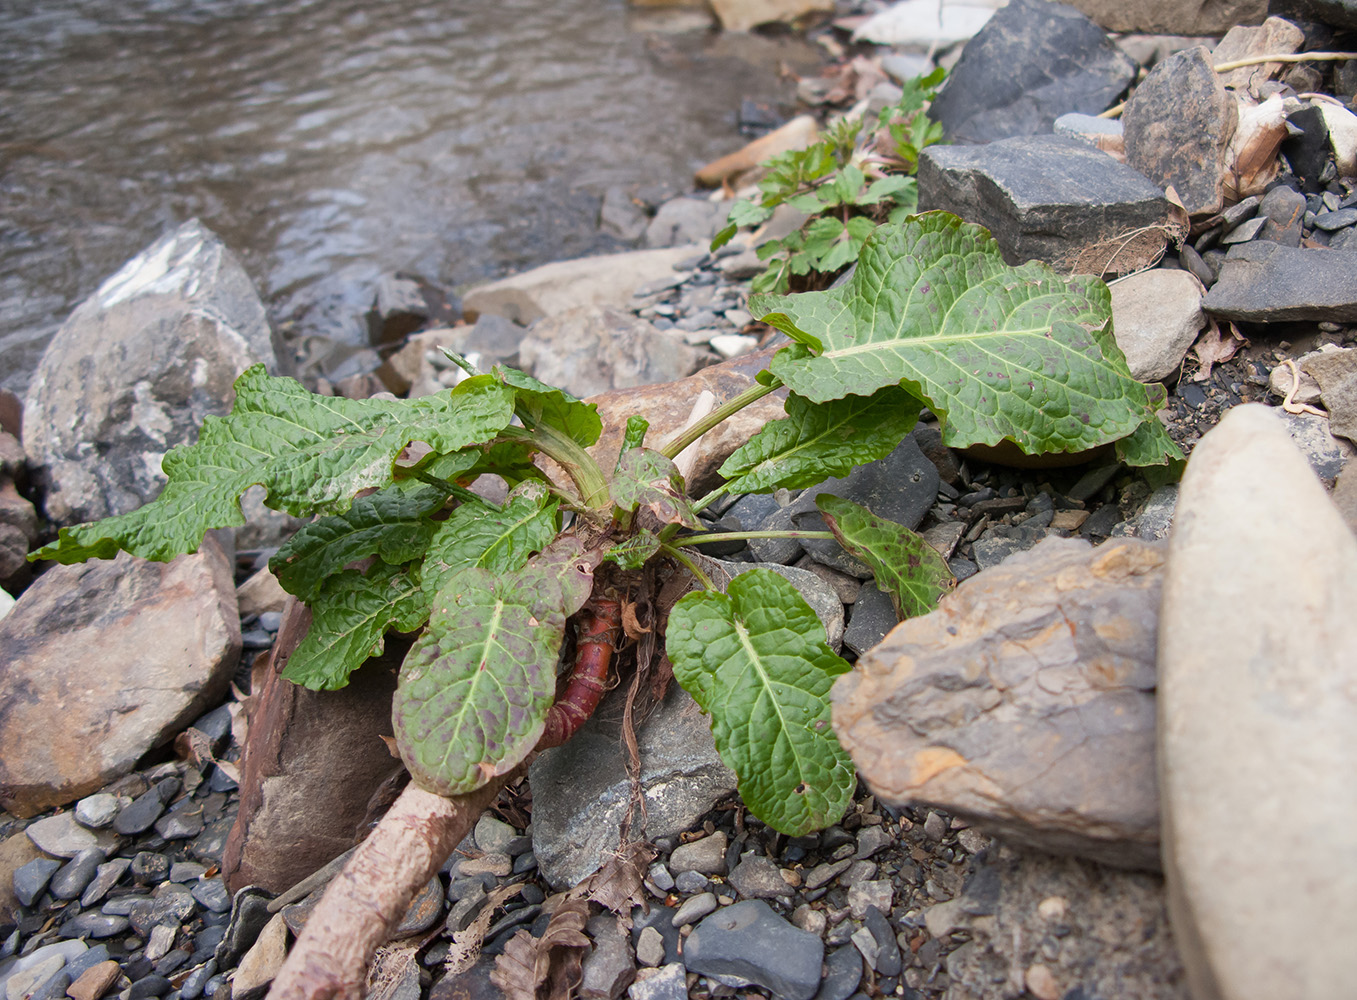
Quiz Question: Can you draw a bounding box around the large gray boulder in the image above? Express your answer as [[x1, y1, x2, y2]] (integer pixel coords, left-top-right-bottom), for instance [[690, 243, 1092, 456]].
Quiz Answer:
[[1158, 404, 1357, 1000], [23, 220, 281, 527]]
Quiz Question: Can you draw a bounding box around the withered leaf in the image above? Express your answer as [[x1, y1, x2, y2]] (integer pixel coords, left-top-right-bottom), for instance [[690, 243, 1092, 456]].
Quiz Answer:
[[489, 898, 590, 1000], [571, 841, 656, 929]]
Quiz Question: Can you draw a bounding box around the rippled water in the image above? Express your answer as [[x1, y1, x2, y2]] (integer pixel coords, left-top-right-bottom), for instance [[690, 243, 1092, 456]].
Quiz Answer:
[[0, 0, 816, 394]]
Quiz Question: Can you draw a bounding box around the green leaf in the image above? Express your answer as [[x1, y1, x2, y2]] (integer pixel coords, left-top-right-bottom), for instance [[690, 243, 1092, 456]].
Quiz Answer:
[[461, 441, 547, 488], [665, 569, 855, 836], [609, 448, 699, 528], [422, 480, 559, 595], [860, 175, 915, 206], [603, 530, 662, 570], [815, 494, 954, 618], [718, 387, 921, 495], [270, 484, 446, 602], [282, 561, 428, 691], [495, 365, 602, 447], [619, 416, 649, 460], [393, 561, 572, 795], [710, 222, 739, 252], [32, 366, 515, 564], [728, 199, 774, 228], [759, 214, 1158, 457], [1115, 416, 1185, 470]]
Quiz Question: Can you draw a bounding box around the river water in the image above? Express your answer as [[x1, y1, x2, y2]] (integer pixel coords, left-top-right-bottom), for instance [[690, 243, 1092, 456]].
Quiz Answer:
[[0, 0, 816, 395]]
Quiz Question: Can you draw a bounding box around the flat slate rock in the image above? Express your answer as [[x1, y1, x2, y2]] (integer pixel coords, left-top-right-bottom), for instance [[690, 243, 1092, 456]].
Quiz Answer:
[[683, 900, 824, 1000], [1158, 404, 1357, 1000], [927, 0, 1136, 144], [918, 135, 1173, 272], [1202, 241, 1357, 321]]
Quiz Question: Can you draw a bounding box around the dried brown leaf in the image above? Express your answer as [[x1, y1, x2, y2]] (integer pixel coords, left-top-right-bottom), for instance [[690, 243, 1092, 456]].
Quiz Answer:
[[489, 898, 591, 1000], [571, 841, 656, 929], [445, 883, 524, 976], [1057, 225, 1178, 278], [1224, 94, 1287, 201], [1189, 318, 1247, 381], [366, 939, 423, 1000]]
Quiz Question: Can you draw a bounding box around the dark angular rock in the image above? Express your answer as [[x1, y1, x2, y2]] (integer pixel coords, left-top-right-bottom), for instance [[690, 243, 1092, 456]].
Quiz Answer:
[[727, 855, 794, 900], [115, 791, 170, 837], [815, 946, 863, 1000], [80, 858, 130, 908], [1123, 47, 1237, 217], [179, 960, 217, 1000], [61, 912, 129, 939], [30, 969, 71, 1000], [863, 907, 901, 976], [151, 884, 198, 925], [918, 136, 1174, 272], [127, 975, 173, 999], [13, 857, 62, 907], [928, 0, 1136, 144], [1203, 241, 1357, 322], [191, 879, 231, 914], [685, 901, 825, 1000], [64, 944, 112, 982], [1270, 0, 1357, 30], [215, 888, 273, 968], [842, 585, 901, 657], [49, 848, 106, 900], [131, 852, 171, 886], [1257, 184, 1307, 246], [1281, 104, 1330, 194]]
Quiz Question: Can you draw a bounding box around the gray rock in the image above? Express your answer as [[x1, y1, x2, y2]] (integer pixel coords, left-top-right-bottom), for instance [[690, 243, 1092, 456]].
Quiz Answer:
[[600, 185, 649, 242], [168, 862, 205, 883], [22, 220, 280, 527], [23, 814, 120, 860], [1064, 0, 1264, 32], [1109, 269, 1205, 382], [59, 913, 128, 940], [48, 848, 105, 900], [835, 536, 1165, 871], [0, 536, 239, 819], [517, 307, 705, 400], [1123, 46, 1236, 217], [928, 0, 1137, 145], [12, 858, 61, 908], [1203, 240, 1357, 322], [972, 522, 1053, 570], [669, 832, 728, 877], [178, 961, 216, 1000], [842, 585, 900, 657], [115, 787, 170, 836], [816, 946, 862, 1000], [684, 900, 824, 1000], [1113, 483, 1178, 541], [645, 863, 674, 893], [670, 892, 718, 928], [530, 683, 736, 890], [727, 855, 793, 900], [1256, 185, 1306, 247], [918, 136, 1174, 273], [673, 871, 709, 895], [1158, 404, 1357, 1000], [580, 913, 636, 1000], [5, 960, 66, 1000], [472, 816, 517, 856], [154, 801, 205, 840], [73, 795, 121, 831], [80, 859, 130, 908], [1270, 0, 1357, 28], [627, 964, 686, 1000], [150, 883, 197, 925], [130, 851, 170, 886], [862, 906, 900, 975], [644, 198, 727, 249], [62, 945, 109, 983], [635, 926, 666, 968], [942, 846, 1186, 999], [630, 907, 682, 967]]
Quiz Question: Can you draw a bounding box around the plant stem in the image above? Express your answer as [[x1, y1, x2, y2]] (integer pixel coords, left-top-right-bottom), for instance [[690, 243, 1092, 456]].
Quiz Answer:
[[691, 486, 729, 515], [499, 425, 610, 511], [669, 530, 836, 547], [661, 544, 716, 591], [412, 471, 496, 509], [659, 380, 781, 462]]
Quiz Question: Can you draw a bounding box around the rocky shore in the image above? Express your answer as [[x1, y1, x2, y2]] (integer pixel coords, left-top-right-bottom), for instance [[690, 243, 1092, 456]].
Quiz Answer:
[[3, 1, 1357, 999]]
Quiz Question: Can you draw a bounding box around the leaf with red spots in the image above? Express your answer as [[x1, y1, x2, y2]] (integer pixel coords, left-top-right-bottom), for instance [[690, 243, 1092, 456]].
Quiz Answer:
[[815, 494, 954, 619]]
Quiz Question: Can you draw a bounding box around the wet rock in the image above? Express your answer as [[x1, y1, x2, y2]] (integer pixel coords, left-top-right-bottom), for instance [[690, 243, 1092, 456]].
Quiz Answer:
[[1110, 269, 1205, 382], [644, 198, 726, 249], [835, 536, 1164, 871], [927, 0, 1136, 144], [0, 535, 238, 818], [707, 0, 833, 31], [1123, 47, 1236, 217], [1159, 404, 1357, 1000], [531, 682, 736, 889], [1203, 241, 1357, 322], [462, 244, 701, 328], [1066, 0, 1263, 32], [918, 136, 1175, 273], [695, 116, 819, 189], [222, 626, 402, 895], [586, 346, 785, 496], [22, 220, 280, 527], [942, 846, 1185, 999], [684, 900, 824, 1000]]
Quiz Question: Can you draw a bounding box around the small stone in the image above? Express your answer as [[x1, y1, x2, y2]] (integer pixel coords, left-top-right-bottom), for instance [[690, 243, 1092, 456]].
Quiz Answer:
[[850, 926, 879, 972], [455, 854, 511, 878], [708, 334, 758, 360], [923, 899, 966, 938], [5, 957, 66, 1000], [231, 913, 288, 994], [847, 880, 894, 921], [1204, 241, 1357, 323], [1313, 208, 1357, 231], [673, 871, 708, 895], [29, 971, 70, 1000], [74, 796, 121, 831], [670, 892, 717, 928], [25, 815, 119, 859], [1257, 185, 1306, 247], [841, 585, 899, 657], [727, 855, 793, 900], [153, 804, 204, 842], [59, 913, 128, 940], [684, 900, 823, 1000], [791, 904, 826, 936], [152, 950, 189, 977], [817, 946, 864, 1000], [177, 962, 215, 1000], [1109, 269, 1205, 382], [190, 879, 230, 915], [472, 816, 516, 856], [129, 853, 169, 887], [804, 860, 852, 890], [635, 926, 666, 967], [125, 976, 171, 1000], [923, 812, 947, 841], [1025, 963, 1061, 1000], [854, 826, 892, 860], [13, 857, 62, 907], [50, 849, 105, 901], [668, 832, 727, 877], [144, 925, 177, 963], [66, 961, 120, 1000], [863, 907, 901, 976], [393, 877, 443, 936], [645, 863, 674, 893], [579, 913, 635, 1000], [626, 963, 686, 1000], [150, 884, 197, 926], [114, 790, 169, 837], [167, 863, 205, 884], [63, 945, 108, 983]]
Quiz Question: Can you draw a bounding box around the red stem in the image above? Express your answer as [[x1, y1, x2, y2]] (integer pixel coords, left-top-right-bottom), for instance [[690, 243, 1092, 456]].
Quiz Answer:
[[536, 598, 621, 749]]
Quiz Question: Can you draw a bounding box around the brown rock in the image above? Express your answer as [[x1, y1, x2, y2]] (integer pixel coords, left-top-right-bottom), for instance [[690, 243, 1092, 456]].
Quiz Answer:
[[232, 912, 290, 993], [0, 535, 240, 817], [0, 390, 22, 438], [1123, 47, 1237, 217], [66, 961, 121, 1000], [707, 0, 833, 32], [236, 566, 290, 618], [1064, 0, 1264, 34], [585, 346, 787, 495], [0, 831, 46, 919], [0, 480, 40, 590], [0, 431, 25, 481], [518, 308, 707, 401], [222, 600, 405, 895], [833, 536, 1163, 871], [1211, 17, 1304, 93], [695, 115, 819, 188]]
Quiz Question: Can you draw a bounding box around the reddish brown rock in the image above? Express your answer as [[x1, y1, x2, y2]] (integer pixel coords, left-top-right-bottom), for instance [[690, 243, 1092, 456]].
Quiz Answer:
[[222, 600, 405, 895], [0, 535, 240, 817], [833, 536, 1164, 871], [66, 961, 121, 1000]]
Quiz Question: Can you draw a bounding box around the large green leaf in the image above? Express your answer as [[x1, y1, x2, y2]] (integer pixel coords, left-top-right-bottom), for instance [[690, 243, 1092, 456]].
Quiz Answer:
[[610, 448, 699, 528], [495, 365, 602, 447], [758, 214, 1158, 456], [815, 495, 953, 619], [270, 484, 446, 602], [421, 481, 559, 595], [32, 366, 516, 564], [665, 569, 856, 836], [282, 561, 428, 691], [393, 561, 572, 795], [1114, 413, 1185, 469], [717, 387, 922, 495]]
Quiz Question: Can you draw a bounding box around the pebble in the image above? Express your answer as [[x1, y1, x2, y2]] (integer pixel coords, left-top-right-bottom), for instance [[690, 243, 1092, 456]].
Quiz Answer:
[[847, 880, 893, 920], [189, 879, 230, 914], [144, 925, 177, 963], [49, 848, 105, 900], [25, 814, 118, 859], [456, 854, 511, 878], [66, 961, 119, 1000], [803, 860, 852, 890], [471, 816, 516, 855], [667, 832, 727, 876], [635, 926, 665, 967], [167, 863, 205, 884], [126, 975, 171, 1000], [726, 854, 793, 900], [672, 870, 709, 895], [59, 914, 128, 940], [12, 858, 61, 907], [817, 946, 864, 1000], [854, 826, 892, 860], [644, 863, 674, 892], [627, 963, 686, 1000], [129, 854, 169, 887], [670, 892, 718, 928], [684, 900, 824, 1000], [177, 961, 215, 1000], [74, 795, 121, 831], [113, 786, 172, 837], [80, 859, 131, 908], [4, 957, 66, 1000], [923, 811, 947, 841]]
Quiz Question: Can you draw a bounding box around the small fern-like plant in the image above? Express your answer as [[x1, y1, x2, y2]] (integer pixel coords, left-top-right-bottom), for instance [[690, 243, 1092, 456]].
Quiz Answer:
[[32, 213, 1181, 837]]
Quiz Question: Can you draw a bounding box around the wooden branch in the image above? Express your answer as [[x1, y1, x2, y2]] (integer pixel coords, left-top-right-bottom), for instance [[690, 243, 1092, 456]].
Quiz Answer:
[[266, 777, 511, 1000]]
